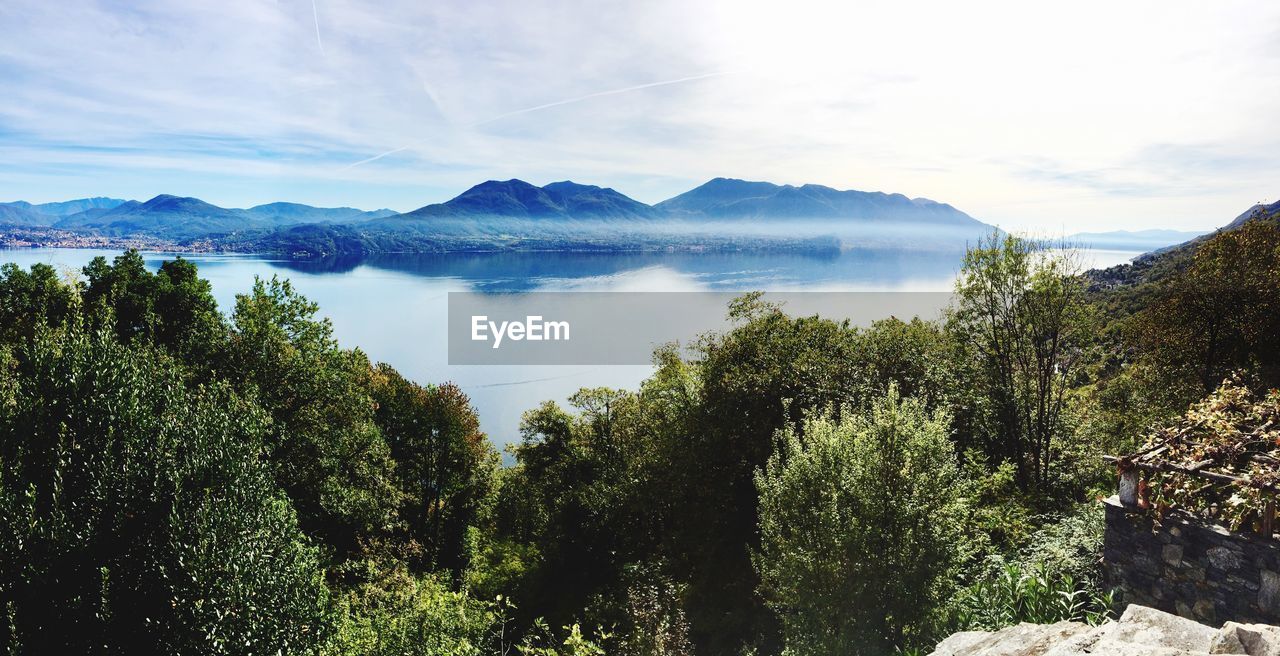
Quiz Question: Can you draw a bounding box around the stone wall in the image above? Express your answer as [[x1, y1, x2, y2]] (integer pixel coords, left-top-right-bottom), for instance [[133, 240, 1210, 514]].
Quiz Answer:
[[1103, 495, 1280, 626]]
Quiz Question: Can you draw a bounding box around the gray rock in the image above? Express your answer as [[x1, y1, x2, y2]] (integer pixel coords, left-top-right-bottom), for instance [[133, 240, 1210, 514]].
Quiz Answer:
[[1212, 622, 1280, 656], [929, 631, 991, 656], [1042, 621, 1202, 656], [930, 606, 1280, 656], [1066, 641, 1200, 655], [1106, 604, 1219, 652], [1211, 625, 1250, 654], [944, 621, 1089, 656], [1209, 547, 1245, 571], [1260, 571, 1280, 609]]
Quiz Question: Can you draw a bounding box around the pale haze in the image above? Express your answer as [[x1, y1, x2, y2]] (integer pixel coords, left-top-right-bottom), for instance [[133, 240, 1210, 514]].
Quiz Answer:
[[2, 0, 1278, 232]]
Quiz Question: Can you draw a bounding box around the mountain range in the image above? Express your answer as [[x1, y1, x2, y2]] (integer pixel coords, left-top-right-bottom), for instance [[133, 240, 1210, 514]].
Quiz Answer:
[[1, 195, 395, 239], [656, 177, 977, 223], [2, 178, 998, 255]]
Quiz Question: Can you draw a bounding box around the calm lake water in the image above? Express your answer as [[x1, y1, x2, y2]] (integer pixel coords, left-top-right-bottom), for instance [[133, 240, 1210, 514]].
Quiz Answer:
[[0, 247, 1141, 448]]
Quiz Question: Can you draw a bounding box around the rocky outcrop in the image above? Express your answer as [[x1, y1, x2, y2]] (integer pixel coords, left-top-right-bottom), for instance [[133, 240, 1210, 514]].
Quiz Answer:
[[928, 605, 1280, 655]]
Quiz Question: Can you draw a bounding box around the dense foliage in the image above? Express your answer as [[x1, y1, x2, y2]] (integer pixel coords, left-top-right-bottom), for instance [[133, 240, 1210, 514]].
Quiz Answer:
[[1129, 379, 1280, 531], [1, 212, 1277, 655], [755, 389, 969, 654], [0, 330, 331, 654]]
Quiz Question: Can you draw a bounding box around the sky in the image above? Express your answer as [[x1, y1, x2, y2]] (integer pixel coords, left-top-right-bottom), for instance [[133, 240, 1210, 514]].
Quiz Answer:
[[1, 0, 1278, 232]]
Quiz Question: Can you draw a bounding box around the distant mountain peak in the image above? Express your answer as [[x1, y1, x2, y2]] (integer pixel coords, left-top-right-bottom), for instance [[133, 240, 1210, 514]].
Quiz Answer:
[[1, 196, 128, 220], [402, 179, 655, 220], [656, 178, 982, 225]]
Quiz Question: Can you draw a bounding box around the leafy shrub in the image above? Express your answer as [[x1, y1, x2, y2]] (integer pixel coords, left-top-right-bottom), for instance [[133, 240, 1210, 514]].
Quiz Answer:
[[330, 556, 491, 656], [755, 386, 971, 655], [1018, 503, 1105, 587], [954, 560, 1114, 630], [0, 329, 332, 654]]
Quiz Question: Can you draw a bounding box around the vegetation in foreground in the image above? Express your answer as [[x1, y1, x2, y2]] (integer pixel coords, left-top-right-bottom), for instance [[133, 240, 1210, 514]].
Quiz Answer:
[[1, 203, 1278, 655]]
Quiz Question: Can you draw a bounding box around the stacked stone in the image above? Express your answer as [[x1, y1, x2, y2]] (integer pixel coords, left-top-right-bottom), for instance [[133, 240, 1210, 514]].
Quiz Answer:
[[1103, 496, 1280, 627]]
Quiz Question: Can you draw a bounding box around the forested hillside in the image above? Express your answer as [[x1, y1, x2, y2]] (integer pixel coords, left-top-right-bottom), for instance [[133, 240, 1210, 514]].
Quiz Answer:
[[2, 210, 1279, 655]]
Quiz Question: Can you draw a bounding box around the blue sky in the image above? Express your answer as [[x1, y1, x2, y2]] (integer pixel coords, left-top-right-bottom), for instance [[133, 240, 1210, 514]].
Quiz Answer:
[[1, 0, 1278, 232]]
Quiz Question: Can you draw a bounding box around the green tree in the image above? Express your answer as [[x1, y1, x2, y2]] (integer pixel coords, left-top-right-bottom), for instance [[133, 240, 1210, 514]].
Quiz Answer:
[[754, 387, 970, 655], [0, 262, 79, 344], [489, 388, 645, 634], [1134, 217, 1280, 398], [330, 554, 492, 656], [81, 250, 226, 364], [368, 366, 499, 579], [0, 329, 332, 654], [224, 276, 400, 556], [670, 296, 864, 653], [950, 233, 1091, 488]]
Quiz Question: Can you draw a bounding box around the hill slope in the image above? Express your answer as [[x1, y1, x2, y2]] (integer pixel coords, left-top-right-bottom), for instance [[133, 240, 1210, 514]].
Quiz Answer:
[[55, 195, 265, 239], [1086, 199, 1280, 313], [245, 202, 396, 224], [656, 178, 985, 226], [398, 179, 657, 221]]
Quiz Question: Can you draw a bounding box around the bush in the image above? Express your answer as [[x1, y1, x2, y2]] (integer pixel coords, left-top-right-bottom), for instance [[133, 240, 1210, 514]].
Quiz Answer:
[[755, 386, 971, 655], [0, 329, 332, 654], [330, 556, 491, 656], [954, 560, 1113, 630]]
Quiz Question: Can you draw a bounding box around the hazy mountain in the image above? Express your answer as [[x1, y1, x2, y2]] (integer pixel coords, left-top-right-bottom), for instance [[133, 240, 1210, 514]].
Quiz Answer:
[[39, 196, 399, 239], [55, 195, 268, 239], [0, 197, 129, 226], [1067, 228, 1209, 251], [656, 178, 782, 215], [1087, 199, 1280, 291], [245, 202, 396, 224], [3, 197, 127, 218], [398, 179, 657, 220], [540, 181, 657, 219], [0, 204, 56, 226], [11, 178, 999, 255], [656, 178, 985, 226], [1223, 200, 1280, 231]]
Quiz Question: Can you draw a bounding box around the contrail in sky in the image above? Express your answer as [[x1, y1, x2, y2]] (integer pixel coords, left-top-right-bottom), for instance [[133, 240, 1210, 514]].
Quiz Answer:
[[342, 70, 733, 170], [466, 70, 734, 127], [311, 0, 325, 53], [343, 146, 409, 170]]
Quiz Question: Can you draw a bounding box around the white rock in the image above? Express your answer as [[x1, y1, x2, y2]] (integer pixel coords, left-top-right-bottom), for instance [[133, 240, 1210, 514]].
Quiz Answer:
[[929, 631, 992, 656], [944, 621, 1089, 656], [1105, 605, 1219, 652], [1212, 622, 1280, 656]]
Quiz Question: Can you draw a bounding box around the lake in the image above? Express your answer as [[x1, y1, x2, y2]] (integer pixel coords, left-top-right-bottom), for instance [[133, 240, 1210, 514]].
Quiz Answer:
[[0, 247, 1142, 448]]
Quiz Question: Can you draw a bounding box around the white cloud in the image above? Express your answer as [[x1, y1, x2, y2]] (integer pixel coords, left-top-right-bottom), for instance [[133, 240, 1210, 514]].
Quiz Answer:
[[1, 0, 1278, 230]]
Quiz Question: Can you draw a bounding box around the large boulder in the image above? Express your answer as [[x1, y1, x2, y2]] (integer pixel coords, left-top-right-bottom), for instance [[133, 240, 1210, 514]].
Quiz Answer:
[[929, 605, 1275, 656], [930, 621, 1088, 656], [1103, 605, 1219, 652], [1210, 622, 1280, 655]]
